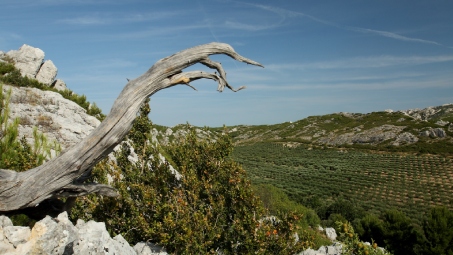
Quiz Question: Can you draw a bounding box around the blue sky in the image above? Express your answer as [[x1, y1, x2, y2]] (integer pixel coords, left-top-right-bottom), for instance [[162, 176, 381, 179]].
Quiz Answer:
[[1, 0, 452, 127]]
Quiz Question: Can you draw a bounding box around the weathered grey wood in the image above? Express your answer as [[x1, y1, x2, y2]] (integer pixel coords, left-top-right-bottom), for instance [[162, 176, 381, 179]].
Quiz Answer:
[[0, 42, 263, 214]]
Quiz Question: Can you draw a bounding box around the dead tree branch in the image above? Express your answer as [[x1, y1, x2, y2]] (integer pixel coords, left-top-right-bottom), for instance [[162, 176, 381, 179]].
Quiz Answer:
[[0, 43, 263, 217]]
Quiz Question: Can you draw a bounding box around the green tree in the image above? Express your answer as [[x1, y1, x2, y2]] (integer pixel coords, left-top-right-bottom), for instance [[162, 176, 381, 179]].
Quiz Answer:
[[381, 209, 420, 255], [356, 214, 386, 247], [419, 206, 453, 255]]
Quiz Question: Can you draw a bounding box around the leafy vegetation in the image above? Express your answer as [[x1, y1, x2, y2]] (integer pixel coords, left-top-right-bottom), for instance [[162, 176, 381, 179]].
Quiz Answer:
[[337, 221, 390, 255], [419, 207, 453, 255], [70, 101, 318, 254]]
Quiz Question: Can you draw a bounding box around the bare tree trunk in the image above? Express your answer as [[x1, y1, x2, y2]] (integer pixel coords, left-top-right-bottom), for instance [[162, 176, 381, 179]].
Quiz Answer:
[[0, 43, 262, 218]]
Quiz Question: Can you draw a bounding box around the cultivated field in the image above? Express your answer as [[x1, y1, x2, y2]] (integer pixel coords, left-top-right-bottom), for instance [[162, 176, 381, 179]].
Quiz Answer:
[[232, 142, 453, 225]]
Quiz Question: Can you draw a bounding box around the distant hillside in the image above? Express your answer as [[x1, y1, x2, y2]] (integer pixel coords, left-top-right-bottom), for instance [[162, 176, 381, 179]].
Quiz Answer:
[[226, 105, 453, 155]]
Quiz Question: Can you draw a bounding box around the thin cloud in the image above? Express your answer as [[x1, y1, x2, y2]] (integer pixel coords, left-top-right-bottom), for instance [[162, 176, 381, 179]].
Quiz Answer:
[[58, 16, 108, 25], [110, 24, 211, 39], [266, 55, 453, 71], [241, 2, 445, 46], [347, 27, 442, 46], [249, 78, 452, 92], [224, 21, 275, 31], [57, 11, 180, 25]]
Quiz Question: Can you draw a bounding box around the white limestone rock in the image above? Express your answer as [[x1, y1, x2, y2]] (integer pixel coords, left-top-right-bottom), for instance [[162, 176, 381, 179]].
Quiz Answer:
[[52, 79, 68, 91], [16, 212, 78, 255], [2, 226, 30, 248], [73, 219, 136, 255], [419, 128, 447, 138], [134, 242, 169, 255], [36, 59, 58, 85], [0, 212, 148, 255], [325, 227, 337, 241], [392, 132, 419, 146], [6, 44, 45, 78], [436, 120, 450, 126], [3, 84, 100, 150], [0, 216, 16, 254]]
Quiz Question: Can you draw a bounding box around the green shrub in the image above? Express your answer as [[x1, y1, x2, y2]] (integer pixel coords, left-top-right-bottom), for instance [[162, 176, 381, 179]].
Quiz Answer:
[[71, 102, 315, 254], [356, 214, 386, 247], [419, 207, 453, 255], [336, 221, 391, 255]]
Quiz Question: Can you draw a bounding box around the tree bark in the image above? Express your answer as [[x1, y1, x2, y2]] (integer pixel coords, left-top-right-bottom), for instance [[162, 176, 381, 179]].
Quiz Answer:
[[0, 43, 262, 216]]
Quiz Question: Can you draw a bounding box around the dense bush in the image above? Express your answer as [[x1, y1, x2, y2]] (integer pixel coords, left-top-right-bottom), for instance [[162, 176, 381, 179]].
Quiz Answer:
[[419, 207, 453, 255], [354, 208, 453, 255], [71, 101, 312, 254]]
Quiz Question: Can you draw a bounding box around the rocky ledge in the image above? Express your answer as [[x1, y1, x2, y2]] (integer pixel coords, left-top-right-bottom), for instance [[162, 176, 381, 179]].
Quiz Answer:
[[0, 213, 168, 255]]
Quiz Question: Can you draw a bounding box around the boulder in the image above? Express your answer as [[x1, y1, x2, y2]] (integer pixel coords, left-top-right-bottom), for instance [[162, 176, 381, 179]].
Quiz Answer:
[[419, 128, 447, 138], [431, 128, 447, 138], [0, 216, 16, 254], [436, 120, 449, 126], [298, 242, 342, 255], [325, 227, 337, 241], [36, 59, 58, 85], [2, 226, 30, 248], [73, 219, 136, 255], [52, 79, 68, 91], [6, 44, 44, 78], [392, 132, 419, 146]]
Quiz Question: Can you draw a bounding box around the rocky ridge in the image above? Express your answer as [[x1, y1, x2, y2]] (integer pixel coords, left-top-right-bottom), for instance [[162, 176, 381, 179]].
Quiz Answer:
[[228, 105, 453, 148]]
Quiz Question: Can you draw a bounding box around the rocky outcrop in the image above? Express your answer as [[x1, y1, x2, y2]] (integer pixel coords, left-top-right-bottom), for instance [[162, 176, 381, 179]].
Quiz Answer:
[[317, 125, 406, 146], [419, 128, 447, 138], [392, 132, 419, 146], [0, 213, 168, 255], [3, 84, 100, 150], [399, 104, 453, 121], [5, 44, 67, 90]]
